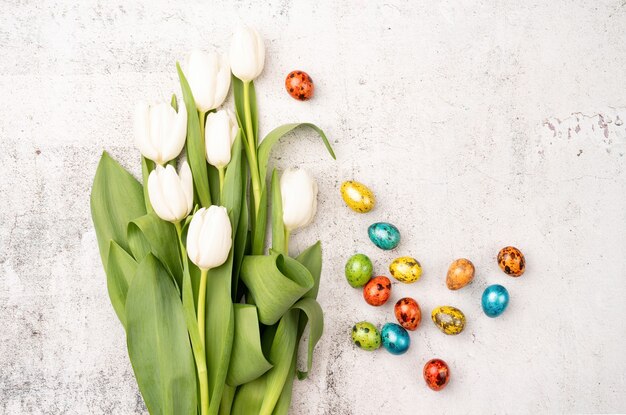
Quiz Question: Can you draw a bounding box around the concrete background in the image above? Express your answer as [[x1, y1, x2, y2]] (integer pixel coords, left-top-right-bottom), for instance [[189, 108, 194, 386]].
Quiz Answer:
[[1, 0, 625, 413]]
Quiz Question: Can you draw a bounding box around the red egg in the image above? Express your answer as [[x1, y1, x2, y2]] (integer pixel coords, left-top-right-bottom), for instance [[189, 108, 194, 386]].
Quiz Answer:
[[423, 359, 450, 391], [363, 276, 391, 306], [394, 297, 421, 330], [285, 70, 314, 101]]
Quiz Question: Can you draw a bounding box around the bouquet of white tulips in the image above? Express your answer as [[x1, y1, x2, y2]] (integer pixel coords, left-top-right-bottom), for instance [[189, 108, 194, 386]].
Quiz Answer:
[[91, 25, 334, 415]]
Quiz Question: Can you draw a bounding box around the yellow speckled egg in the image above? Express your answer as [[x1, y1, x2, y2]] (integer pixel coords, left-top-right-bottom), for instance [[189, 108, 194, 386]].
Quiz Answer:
[[431, 306, 466, 335], [340, 181, 375, 213], [389, 256, 422, 283]]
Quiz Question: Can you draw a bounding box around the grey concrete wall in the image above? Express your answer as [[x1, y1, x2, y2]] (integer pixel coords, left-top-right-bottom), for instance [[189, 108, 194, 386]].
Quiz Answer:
[[1, 0, 625, 413]]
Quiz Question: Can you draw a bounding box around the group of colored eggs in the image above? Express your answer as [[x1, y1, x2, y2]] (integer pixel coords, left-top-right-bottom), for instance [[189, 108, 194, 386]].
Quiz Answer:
[[341, 180, 527, 391]]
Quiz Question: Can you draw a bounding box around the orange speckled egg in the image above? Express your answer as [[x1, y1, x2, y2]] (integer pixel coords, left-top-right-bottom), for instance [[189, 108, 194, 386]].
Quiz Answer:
[[446, 258, 475, 290], [394, 297, 421, 330], [363, 276, 391, 306], [285, 70, 314, 101], [497, 246, 525, 277]]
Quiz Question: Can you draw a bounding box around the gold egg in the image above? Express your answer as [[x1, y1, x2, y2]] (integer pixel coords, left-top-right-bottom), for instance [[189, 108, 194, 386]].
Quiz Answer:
[[340, 181, 375, 213], [431, 306, 466, 335], [389, 256, 422, 283], [446, 258, 475, 290]]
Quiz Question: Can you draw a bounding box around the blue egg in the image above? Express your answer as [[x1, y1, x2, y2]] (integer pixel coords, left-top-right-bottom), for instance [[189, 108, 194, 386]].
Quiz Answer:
[[368, 222, 401, 250], [381, 322, 410, 355], [482, 284, 510, 317]]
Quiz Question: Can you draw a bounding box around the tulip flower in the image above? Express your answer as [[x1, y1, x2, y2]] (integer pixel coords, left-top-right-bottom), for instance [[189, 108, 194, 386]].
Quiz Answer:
[[229, 25, 265, 82], [147, 161, 193, 223], [205, 109, 238, 169], [186, 206, 233, 271], [185, 50, 231, 113], [134, 101, 187, 165], [280, 168, 318, 232]]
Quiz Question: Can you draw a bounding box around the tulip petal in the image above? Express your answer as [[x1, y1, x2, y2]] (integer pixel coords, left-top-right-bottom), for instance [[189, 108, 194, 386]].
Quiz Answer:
[[186, 207, 206, 267], [134, 102, 159, 162], [148, 167, 176, 222], [179, 161, 194, 215], [162, 101, 187, 163], [162, 165, 187, 221]]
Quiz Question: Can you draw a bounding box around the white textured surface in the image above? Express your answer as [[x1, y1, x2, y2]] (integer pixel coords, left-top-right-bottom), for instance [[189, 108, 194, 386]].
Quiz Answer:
[[1, 1, 625, 414]]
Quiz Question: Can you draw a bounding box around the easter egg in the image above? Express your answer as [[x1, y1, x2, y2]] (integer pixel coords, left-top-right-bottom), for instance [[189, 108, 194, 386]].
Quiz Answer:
[[394, 297, 421, 330], [446, 258, 475, 290], [368, 222, 400, 250], [345, 254, 373, 288], [497, 246, 525, 277], [285, 70, 314, 101], [389, 257, 422, 283], [351, 321, 381, 351], [431, 306, 466, 335], [423, 359, 450, 391], [381, 323, 410, 355], [482, 284, 509, 317], [340, 181, 375, 213], [363, 276, 392, 306]]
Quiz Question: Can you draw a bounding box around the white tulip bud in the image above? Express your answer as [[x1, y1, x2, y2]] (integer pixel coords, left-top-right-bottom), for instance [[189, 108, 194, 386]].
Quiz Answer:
[[147, 161, 194, 223], [185, 50, 231, 113], [186, 206, 233, 270], [229, 25, 265, 82], [205, 109, 238, 168], [280, 168, 318, 232], [134, 101, 187, 165]]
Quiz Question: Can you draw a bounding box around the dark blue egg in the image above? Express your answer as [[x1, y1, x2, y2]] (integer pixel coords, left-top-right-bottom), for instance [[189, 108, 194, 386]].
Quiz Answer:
[[381, 322, 410, 355], [367, 222, 400, 250], [482, 284, 510, 317]]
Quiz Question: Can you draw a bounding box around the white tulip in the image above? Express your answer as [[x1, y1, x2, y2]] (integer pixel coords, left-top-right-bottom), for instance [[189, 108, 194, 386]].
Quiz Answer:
[[185, 50, 231, 113], [186, 206, 232, 270], [205, 109, 238, 168], [280, 168, 318, 232], [147, 161, 194, 223], [229, 25, 265, 82], [134, 101, 187, 165]]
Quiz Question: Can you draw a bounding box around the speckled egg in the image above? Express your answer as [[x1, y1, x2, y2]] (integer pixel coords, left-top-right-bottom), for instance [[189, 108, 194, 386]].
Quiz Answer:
[[497, 246, 525, 277], [394, 297, 421, 330], [285, 70, 314, 101], [423, 359, 450, 391], [389, 257, 422, 284], [368, 222, 400, 250], [351, 321, 381, 351], [431, 306, 466, 335], [381, 323, 410, 355], [345, 254, 373, 288], [446, 258, 475, 290], [482, 284, 509, 317], [363, 276, 392, 306], [340, 181, 376, 213]]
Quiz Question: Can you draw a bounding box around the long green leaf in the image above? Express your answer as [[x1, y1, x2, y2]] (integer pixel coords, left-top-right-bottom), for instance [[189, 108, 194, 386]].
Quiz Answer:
[[177, 62, 211, 207], [141, 156, 155, 214], [296, 241, 323, 301], [292, 298, 324, 380], [251, 188, 268, 255], [126, 254, 197, 415], [227, 304, 272, 386], [270, 170, 285, 254], [128, 214, 183, 289], [232, 77, 258, 143], [240, 253, 314, 325], [258, 123, 335, 189], [105, 241, 137, 327], [231, 376, 266, 415], [91, 152, 146, 268]]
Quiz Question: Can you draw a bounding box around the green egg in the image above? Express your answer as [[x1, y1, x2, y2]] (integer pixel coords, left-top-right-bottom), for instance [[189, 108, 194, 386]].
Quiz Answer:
[[351, 321, 381, 351], [345, 253, 373, 288]]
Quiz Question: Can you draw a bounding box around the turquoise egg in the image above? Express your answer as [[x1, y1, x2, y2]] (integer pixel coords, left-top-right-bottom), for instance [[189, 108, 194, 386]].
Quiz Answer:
[[381, 322, 410, 355], [368, 222, 400, 250], [482, 284, 509, 317]]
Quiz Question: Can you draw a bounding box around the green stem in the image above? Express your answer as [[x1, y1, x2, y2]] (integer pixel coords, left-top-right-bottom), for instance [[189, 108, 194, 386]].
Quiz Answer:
[[199, 110, 207, 143], [174, 221, 209, 415], [284, 228, 290, 257], [198, 268, 208, 348], [218, 166, 225, 200], [243, 81, 262, 216]]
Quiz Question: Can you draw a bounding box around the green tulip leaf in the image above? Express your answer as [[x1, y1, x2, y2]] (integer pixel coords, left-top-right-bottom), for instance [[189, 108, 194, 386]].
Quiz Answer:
[[170, 93, 178, 112], [270, 169, 286, 255], [232, 77, 258, 144], [240, 254, 314, 325], [105, 241, 137, 328], [296, 241, 323, 301], [258, 123, 335, 189], [177, 62, 211, 208], [91, 152, 146, 267], [227, 304, 273, 386], [125, 254, 197, 415], [251, 188, 268, 255], [231, 375, 266, 415], [141, 156, 155, 214], [291, 298, 324, 380]]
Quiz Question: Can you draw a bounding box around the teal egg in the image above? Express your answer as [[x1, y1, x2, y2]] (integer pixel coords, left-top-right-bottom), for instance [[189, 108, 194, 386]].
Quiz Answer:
[[381, 322, 410, 355], [351, 321, 381, 351], [482, 284, 509, 317], [368, 222, 400, 250], [345, 254, 373, 288]]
